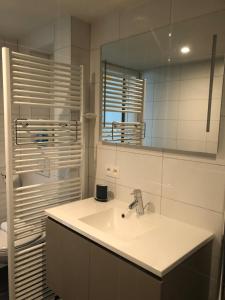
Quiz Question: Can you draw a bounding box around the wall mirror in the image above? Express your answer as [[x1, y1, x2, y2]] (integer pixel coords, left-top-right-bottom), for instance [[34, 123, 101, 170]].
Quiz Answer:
[[100, 10, 225, 154]]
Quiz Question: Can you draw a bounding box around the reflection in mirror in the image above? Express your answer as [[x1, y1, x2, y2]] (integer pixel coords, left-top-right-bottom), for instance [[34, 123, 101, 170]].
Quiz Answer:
[[101, 10, 225, 154]]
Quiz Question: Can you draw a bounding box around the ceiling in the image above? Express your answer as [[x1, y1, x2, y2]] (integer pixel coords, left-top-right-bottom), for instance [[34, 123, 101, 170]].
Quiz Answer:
[[0, 0, 139, 40]]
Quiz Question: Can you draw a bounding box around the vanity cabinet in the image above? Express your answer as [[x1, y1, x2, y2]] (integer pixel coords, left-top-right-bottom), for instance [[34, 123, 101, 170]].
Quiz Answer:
[[46, 218, 211, 300]]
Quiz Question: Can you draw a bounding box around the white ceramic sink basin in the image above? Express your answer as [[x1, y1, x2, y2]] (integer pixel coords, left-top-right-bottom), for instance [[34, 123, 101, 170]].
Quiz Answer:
[[79, 207, 154, 242]]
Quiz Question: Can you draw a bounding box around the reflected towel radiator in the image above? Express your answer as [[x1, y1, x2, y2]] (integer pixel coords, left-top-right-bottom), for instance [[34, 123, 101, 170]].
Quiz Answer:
[[2, 47, 84, 299], [101, 63, 145, 145]]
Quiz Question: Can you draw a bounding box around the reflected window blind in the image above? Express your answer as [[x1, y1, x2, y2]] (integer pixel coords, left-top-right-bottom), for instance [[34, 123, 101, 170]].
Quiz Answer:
[[102, 62, 145, 144]]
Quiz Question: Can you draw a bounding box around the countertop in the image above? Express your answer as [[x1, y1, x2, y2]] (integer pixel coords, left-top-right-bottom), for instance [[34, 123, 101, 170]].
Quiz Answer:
[[45, 198, 213, 277]]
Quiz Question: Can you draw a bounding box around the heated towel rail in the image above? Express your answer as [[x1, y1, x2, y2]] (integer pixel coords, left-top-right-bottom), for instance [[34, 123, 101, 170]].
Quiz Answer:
[[2, 47, 83, 299]]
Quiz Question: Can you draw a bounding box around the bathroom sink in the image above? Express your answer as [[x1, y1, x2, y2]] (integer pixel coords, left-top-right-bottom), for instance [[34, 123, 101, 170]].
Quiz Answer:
[[79, 207, 154, 242]]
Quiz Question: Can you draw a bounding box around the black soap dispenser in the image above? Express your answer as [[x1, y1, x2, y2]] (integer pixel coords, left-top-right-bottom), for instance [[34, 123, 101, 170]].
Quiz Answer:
[[95, 184, 108, 202]]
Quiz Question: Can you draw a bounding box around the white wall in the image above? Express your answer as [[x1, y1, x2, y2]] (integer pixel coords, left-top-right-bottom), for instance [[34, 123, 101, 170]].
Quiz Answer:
[[0, 39, 20, 223], [89, 1, 225, 299]]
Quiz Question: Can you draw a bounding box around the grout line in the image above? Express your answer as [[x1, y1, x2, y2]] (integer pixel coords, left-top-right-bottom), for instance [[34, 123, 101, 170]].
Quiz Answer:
[[163, 196, 224, 215], [93, 176, 161, 199]]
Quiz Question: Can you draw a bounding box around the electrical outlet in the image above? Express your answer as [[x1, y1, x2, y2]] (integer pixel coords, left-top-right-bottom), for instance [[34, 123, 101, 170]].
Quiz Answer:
[[105, 165, 113, 177], [112, 167, 120, 178], [105, 165, 120, 178]]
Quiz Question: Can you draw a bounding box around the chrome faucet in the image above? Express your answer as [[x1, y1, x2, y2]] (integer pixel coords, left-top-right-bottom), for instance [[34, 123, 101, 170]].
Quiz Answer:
[[129, 189, 144, 216]]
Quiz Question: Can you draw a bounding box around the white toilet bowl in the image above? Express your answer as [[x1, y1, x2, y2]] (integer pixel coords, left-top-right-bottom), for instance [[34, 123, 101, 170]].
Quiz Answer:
[[0, 225, 43, 265]]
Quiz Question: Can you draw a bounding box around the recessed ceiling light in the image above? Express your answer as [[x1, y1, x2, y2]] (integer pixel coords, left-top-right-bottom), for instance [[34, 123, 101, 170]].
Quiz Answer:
[[168, 58, 171, 62], [168, 32, 172, 37], [180, 46, 190, 54]]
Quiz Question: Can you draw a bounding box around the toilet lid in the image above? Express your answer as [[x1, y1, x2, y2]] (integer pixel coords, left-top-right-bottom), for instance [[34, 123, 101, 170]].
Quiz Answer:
[[0, 229, 42, 252]]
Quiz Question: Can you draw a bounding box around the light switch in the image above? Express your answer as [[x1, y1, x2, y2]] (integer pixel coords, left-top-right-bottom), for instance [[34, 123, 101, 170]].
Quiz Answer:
[[105, 165, 112, 177]]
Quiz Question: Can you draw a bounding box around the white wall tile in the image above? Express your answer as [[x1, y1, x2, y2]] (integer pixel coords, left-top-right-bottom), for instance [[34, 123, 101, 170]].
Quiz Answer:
[[178, 100, 208, 121], [162, 157, 225, 212], [116, 149, 162, 196], [153, 101, 179, 120], [180, 78, 209, 101], [96, 146, 117, 183], [161, 197, 224, 258], [177, 120, 206, 141], [152, 137, 177, 150], [152, 120, 177, 139], [153, 81, 181, 101]]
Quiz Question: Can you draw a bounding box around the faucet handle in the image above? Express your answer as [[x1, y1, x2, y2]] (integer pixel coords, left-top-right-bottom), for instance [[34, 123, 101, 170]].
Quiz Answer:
[[144, 202, 154, 213]]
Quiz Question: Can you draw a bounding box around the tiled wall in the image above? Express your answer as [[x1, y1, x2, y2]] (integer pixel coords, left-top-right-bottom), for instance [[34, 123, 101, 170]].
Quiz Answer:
[[89, 1, 225, 299], [0, 40, 20, 224], [143, 59, 224, 153]]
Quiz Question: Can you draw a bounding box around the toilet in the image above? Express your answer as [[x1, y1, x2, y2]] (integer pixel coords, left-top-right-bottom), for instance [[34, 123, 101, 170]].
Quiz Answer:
[[0, 223, 44, 265]]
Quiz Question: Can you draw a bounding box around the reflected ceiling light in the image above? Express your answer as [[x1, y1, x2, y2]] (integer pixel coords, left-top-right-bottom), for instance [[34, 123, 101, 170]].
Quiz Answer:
[[168, 32, 172, 37], [168, 58, 171, 62], [180, 46, 190, 54]]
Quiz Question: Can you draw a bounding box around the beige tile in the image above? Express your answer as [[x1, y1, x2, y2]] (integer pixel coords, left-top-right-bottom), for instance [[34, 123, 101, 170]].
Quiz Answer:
[[172, 0, 225, 23], [161, 197, 224, 258], [91, 11, 120, 49], [119, 0, 171, 39], [116, 149, 162, 196], [162, 157, 225, 212]]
